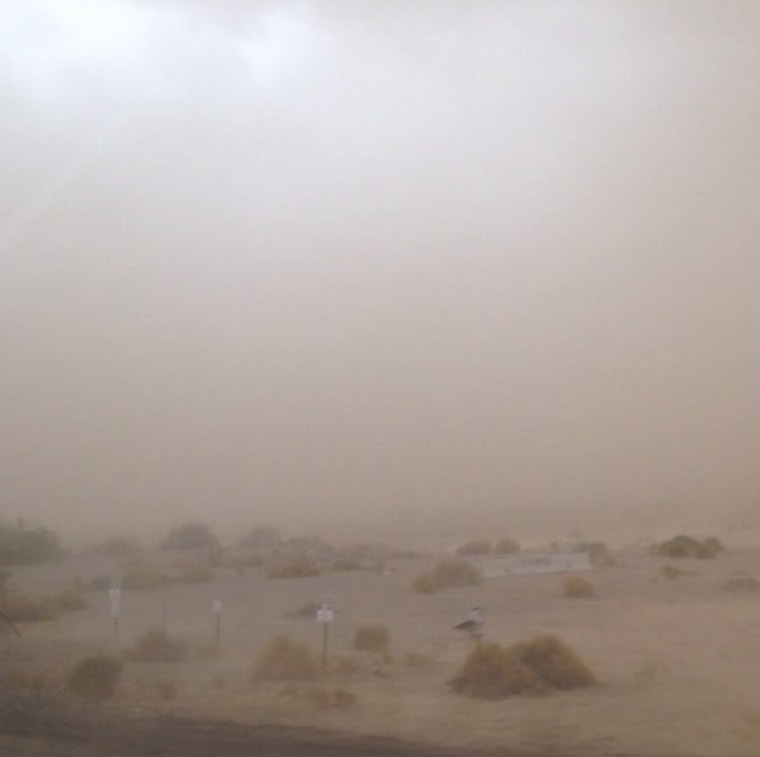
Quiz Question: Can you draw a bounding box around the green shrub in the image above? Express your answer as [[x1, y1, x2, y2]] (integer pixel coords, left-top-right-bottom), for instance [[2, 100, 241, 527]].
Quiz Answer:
[[66, 654, 123, 702], [251, 635, 319, 681], [450, 636, 595, 700], [130, 629, 188, 663], [411, 559, 482, 593], [563, 575, 594, 598]]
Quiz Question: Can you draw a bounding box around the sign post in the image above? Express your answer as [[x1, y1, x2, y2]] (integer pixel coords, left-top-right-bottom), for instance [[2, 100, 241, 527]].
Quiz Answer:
[[316, 602, 334, 669], [213, 597, 222, 649], [109, 585, 121, 645]]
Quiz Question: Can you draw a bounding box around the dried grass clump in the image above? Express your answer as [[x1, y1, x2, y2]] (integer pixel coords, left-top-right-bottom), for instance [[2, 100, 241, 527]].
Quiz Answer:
[[251, 635, 319, 681], [173, 566, 214, 584], [450, 636, 595, 700], [656, 535, 721, 559], [563, 575, 594, 598], [265, 553, 320, 579], [3, 591, 59, 622], [121, 564, 167, 590], [353, 624, 391, 661], [130, 629, 188, 663], [575, 541, 615, 567], [494, 537, 520, 555], [66, 654, 123, 702], [53, 586, 87, 611], [456, 540, 492, 556], [411, 559, 482, 594], [305, 685, 358, 709]]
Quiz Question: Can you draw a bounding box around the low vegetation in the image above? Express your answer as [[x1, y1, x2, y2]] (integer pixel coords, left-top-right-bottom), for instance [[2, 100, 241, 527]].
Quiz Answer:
[[265, 553, 320, 579], [66, 654, 123, 702], [450, 635, 596, 700], [412, 558, 482, 593], [251, 635, 319, 681], [563, 575, 594, 598], [0, 519, 62, 565], [353, 624, 391, 662], [129, 629, 189, 663], [161, 522, 220, 552], [656, 535, 723, 559], [121, 564, 167, 590], [575, 541, 615, 567]]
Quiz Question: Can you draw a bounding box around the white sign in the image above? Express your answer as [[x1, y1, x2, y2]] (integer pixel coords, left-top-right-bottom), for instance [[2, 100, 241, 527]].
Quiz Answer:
[[316, 603, 334, 624], [213, 598, 222, 614]]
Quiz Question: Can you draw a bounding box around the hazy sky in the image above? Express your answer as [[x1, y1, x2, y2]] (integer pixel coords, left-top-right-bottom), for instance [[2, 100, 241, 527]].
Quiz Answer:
[[2, 1, 760, 543]]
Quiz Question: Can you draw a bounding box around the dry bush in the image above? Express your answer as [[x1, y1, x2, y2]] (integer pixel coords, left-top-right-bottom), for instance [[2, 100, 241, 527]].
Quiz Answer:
[[2, 669, 51, 697], [456, 539, 492, 556], [3, 591, 58, 622], [410, 573, 438, 594], [121, 564, 167, 590], [661, 564, 698, 580], [494, 537, 520, 555], [265, 553, 320, 579], [137, 676, 179, 701], [130, 629, 188, 663], [656, 535, 720, 559], [297, 685, 358, 709], [450, 636, 595, 700], [173, 566, 214, 584], [251, 635, 319, 681], [66, 654, 123, 702], [353, 624, 391, 661], [53, 586, 87, 611], [412, 559, 482, 593], [328, 654, 361, 676], [286, 600, 321, 619], [404, 651, 433, 668], [575, 541, 615, 567], [563, 575, 594, 598]]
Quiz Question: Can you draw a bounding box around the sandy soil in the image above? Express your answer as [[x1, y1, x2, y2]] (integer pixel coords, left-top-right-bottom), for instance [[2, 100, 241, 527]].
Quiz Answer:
[[4, 544, 760, 756]]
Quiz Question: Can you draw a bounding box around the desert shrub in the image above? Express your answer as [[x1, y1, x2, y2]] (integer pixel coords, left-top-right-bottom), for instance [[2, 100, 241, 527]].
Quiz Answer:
[[286, 600, 321, 619], [456, 539, 492, 557], [265, 553, 320, 579], [450, 636, 595, 700], [411, 559, 482, 593], [563, 576, 594, 598], [494, 537, 520, 555], [575, 541, 614, 567], [410, 573, 438, 594], [251, 635, 319, 681], [656, 535, 720, 559], [404, 651, 433, 668], [353, 624, 391, 661], [89, 575, 111, 591], [704, 536, 724, 554], [661, 564, 697, 580], [329, 654, 361, 676], [173, 566, 214, 583], [121, 564, 167, 590], [239, 524, 282, 550], [66, 654, 123, 702], [161, 522, 220, 552], [130, 629, 188, 663], [53, 587, 87, 611], [87, 535, 142, 557], [3, 591, 58, 622], [0, 520, 62, 565]]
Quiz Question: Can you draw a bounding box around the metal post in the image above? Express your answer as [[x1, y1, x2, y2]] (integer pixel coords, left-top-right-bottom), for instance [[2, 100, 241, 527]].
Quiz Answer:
[[213, 598, 222, 649]]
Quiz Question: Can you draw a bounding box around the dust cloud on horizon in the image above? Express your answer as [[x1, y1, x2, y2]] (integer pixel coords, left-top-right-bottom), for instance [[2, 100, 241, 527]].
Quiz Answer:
[[2, 1, 760, 547]]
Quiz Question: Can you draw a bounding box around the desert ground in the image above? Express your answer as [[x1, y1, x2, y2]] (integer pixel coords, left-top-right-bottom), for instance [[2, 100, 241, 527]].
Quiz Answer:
[[3, 538, 760, 756]]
